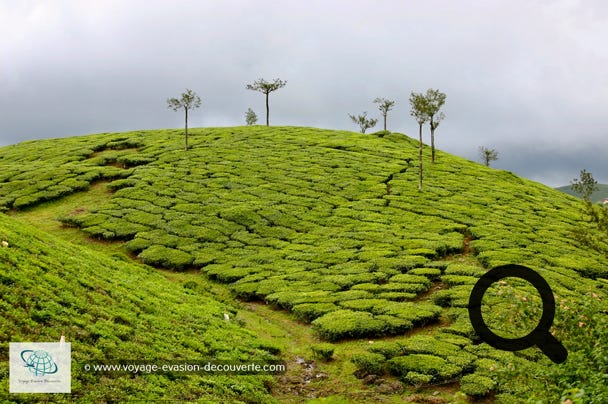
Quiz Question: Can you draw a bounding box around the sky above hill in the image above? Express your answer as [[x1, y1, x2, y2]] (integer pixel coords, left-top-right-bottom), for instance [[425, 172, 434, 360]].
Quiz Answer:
[[1, 0, 606, 186]]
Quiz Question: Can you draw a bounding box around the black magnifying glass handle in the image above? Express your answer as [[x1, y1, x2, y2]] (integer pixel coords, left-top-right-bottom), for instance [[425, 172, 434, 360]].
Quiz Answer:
[[537, 333, 568, 364]]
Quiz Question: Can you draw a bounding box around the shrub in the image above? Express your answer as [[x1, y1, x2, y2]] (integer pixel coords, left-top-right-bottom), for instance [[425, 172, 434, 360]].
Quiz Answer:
[[368, 341, 403, 359], [441, 275, 478, 286], [375, 315, 413, 334], [292, 303, 339, 322], [138, 245, 193, 270], [378, 282, 429, 294], [312, 310, 386, 341], [388, 354, 461, 381], [444, 263, 486, 276], [106, 179, 137, 191], [408, 267, 442, 280], [372, 302, 442, 325], [125, 237, 152, 254], [351, 352, 386, 375], [403, 371, 433, 386], [377, 292, 415, 301], [311, 343, 336, 361], [338, 298, 386, 311], [460, 373, 495, 397]]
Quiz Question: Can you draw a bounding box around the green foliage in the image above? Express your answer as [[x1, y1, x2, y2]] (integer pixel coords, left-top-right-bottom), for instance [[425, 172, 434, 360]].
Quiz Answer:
[[351, 352, 386, 375], [478, 146, 499, 167], [348, 112, 378, 134], [245, 108, 258, 125], [311, 343, 336, 361], [460, 374, 495, 397], [311, 310, 386, 341], [571, 169, 598, 202], [138, 245, 193, 270], [0, 214, 277, 402], [388, 354, 460, 381], [2, 126, 608, 400], [495, 292, 608, 402]]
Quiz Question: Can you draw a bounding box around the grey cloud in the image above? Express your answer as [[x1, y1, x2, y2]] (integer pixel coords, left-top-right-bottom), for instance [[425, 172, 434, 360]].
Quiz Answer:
[[1, 0, 607, 186]]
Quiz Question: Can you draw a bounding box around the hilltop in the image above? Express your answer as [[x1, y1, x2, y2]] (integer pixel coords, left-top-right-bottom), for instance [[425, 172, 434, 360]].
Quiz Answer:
[[1, 126, 607, 402]]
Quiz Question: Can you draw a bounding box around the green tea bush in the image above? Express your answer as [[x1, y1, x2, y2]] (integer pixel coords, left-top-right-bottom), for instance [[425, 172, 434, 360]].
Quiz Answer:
[[311, 343, 336, 361], [460, 374, 495, 397], [403, 371, 433, 386], [368, 341, 403, 358], [373, 302, 442, 326], [388, 354, 461, 381], [312, 310, 386, 341], [378, 282, 429, 294], [444, 263, 486, 276], [408, 267, 442, 280], [441, 275, 478, 286], [377, 292, 416, 301], [338, 298, 387, 311], [138, 245, 193, 270], [292, 303, 339, 321], [351, 352, 386, 375]]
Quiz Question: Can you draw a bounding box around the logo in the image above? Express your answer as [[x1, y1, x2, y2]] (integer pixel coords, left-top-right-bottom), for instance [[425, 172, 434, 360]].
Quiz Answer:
[[20, 349, 59, 376], [9, 342, 71, 393]]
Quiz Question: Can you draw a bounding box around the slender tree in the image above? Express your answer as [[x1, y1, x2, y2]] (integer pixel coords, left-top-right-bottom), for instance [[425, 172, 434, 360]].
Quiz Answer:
[[424, 89, 446, 162], [245, 78, 287, 126], [348, 112, 377, 134], [571, 169, 598, 202], [409, 92, 429, 191], [478, 146, 499, 167], [373, 97, 395, 132], [167, 89, 201, 150], [245, 108, 258, 125]]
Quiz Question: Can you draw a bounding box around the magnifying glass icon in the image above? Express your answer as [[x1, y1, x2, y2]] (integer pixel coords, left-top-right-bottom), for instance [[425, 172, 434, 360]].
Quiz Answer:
[[468, 264, 568, 364]]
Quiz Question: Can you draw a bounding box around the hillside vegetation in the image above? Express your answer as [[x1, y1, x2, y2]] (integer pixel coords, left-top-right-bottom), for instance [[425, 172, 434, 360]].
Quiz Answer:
[[1, 126, 607, 402], [557, 183, 608, 204], [0, 214, 279, 403]]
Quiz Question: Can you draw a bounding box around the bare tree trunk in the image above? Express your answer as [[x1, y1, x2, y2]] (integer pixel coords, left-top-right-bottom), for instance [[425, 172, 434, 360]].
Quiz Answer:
[[383, 114, 387, 131], [265, 92, 270, 126], [418, 123, 423, 191], [431, 124, 435, 162], [184, 107, 189, 150]]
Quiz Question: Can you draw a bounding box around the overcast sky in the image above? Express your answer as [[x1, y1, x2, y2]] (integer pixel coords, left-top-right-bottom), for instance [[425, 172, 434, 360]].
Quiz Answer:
[[1, 0, 606, 186]]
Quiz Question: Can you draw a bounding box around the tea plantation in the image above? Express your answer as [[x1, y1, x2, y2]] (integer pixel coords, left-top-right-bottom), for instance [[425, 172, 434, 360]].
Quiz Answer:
[[1, 126, 607, 402], [0, 214, 279, 403]]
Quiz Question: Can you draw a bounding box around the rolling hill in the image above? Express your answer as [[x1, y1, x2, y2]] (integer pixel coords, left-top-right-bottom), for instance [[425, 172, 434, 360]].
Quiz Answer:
[[556, 183, 608, 204], [1, 126, 607, 402]]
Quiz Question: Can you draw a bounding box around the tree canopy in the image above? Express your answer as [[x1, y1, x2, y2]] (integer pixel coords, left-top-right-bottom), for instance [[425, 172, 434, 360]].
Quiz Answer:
[[348, 112, 377, 134], [373, 97, 396, 132]]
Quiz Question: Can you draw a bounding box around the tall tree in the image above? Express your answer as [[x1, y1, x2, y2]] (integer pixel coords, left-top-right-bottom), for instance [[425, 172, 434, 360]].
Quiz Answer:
[[373, 97, 395, 131], [348, 112, 377, 134], [424, 89, 446, 162], [478, 146, 499, 167], [409, 92, 429, 191], [167, 89, 201, 151], [245, 78, 287, 126]]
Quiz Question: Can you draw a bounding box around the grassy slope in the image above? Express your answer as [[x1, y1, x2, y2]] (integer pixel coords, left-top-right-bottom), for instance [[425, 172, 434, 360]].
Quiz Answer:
[[0, 213, 280, 403], [1, 126, 607, 402], [556, 183, 608, 204]]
